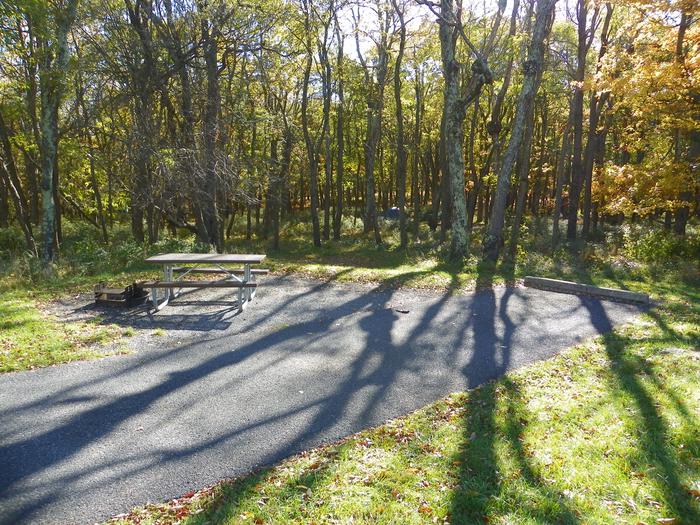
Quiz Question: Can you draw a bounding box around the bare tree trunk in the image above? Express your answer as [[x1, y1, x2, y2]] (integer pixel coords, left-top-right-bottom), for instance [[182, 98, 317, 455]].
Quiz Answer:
[[333, 20, 344, 240], [318, 17, 333, 241], [126, 0, 159, 244], [20, 14, 42, 225], [354, 6, 386, 246], [507, 100, 538, 261], [201, 14, 222, 251], [275, 123, 293, 249], [87, 132, 109, 244], [582, 3, 612, 237], [437, 0, 493, 258], [566, 0, 599, 241], [483, 0, 557, 262], [411, 64, 423, 240], [0, 174, 7, 228], [38, 0, 78, 264], [0, 112, 37, 254], [301, 28, 322, 247], [393, 0, 408, 248], [552, 109, 573, 247]]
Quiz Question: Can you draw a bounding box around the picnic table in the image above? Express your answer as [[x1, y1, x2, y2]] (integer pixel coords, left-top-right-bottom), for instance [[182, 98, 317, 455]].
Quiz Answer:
[[143, 253, 267, 312]]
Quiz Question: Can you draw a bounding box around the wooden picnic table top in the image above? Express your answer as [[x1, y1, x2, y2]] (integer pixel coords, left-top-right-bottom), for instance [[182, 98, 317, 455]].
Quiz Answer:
[[145, 253, 266, 264]]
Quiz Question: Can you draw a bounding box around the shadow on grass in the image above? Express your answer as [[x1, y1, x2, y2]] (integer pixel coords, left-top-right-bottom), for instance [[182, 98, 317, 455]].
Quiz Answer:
[[449, 264, 580, 524], [599, 327, 700, 523], [577, 268, 700, 524]]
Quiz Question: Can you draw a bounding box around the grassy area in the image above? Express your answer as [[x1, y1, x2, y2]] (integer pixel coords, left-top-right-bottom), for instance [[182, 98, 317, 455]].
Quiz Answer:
[[0, 219, 697, 373], [0, 289, 131, 372], [1, 220, 698, 520], [106, 279, 700, 525]]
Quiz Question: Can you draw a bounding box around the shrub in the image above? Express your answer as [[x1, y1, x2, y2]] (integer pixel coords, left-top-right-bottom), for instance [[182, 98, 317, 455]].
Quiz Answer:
[[0, 226, 26, 258], [621, 226, 700, 263]]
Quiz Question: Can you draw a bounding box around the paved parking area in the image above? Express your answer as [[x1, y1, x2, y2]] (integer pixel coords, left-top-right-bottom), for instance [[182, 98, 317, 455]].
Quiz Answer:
[[0, 277, 644, 524]]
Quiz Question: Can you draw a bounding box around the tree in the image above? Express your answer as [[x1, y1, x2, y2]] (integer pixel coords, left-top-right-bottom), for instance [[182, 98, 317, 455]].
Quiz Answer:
[[422, 0, 494, 258], [565, 0, 599, 241], [483, 0, 557, 263], [37, 0, 79, 264], [354, 1, 394, 246], [391, 0, 409, 248]]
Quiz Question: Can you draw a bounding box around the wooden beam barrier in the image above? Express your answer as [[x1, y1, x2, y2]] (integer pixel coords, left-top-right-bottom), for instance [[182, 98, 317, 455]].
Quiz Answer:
[[523, 276, 650, 304]]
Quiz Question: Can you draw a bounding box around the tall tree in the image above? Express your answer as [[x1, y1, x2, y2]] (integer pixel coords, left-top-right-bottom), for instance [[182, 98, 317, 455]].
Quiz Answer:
[[37, 0, 79, 263], [354, 1, 392, 246], [424, 0, 493, 258], [301, 0, 322, 247], [565, 0, 599, 241], [332, 15, 345, 240], [483, 0, 557, 262], [391, 0, 408, 248], [581, 2, 613, 237]]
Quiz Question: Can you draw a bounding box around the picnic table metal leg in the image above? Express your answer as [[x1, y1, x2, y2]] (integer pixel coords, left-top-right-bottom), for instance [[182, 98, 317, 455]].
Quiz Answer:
[[244, 263, 252, 301], [150, 264, 172, 311], [165, 264, 175, 298], [238, 286, 245, 312]]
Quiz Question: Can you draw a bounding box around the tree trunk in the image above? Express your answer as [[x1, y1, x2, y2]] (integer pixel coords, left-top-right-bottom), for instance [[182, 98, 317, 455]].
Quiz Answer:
[[333, 21, 344, 240], [483, 0, 557, 262], [582, 4, 612, 237], [0, 112, 37, 254], [411, 65, 423, 240], [201, 15, 222, 251], [319, 23, 332, 242], [393, 0, 408, 248], [301, 40, 322, 247], [38, 0, 78, 264], [438, 0, 495, 258], [507, 100, 538, 261], [87, 132, 109, 244], [0, 175, 7, 228], [552, 109, 573, 247], [566, 0, 599, 241]]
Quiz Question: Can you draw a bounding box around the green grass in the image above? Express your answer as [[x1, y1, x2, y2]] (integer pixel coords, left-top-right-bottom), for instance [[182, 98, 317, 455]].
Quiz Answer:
[[1, 220, 698, 521], [0, 219, 696, 374], [0, 289, 128, 372], [107, 280, 700, 525]]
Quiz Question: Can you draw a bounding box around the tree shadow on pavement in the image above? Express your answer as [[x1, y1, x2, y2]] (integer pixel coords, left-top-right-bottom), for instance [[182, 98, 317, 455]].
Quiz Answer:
[[0, 266, 648, 525], [0, 268, 463, 524]]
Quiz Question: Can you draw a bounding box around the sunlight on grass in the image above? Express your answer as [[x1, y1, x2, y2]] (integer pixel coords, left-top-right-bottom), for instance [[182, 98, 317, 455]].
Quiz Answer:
[[107, 282, 700, 525], [0, 290, 128, 373]]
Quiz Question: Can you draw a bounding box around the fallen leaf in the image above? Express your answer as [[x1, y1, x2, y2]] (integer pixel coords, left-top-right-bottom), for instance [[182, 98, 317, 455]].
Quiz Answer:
[[656, 519, 676, 525]]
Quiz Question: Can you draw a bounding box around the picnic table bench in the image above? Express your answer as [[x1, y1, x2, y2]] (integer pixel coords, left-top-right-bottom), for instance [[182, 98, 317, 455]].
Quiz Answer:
[[143, 253, 267, 312]]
